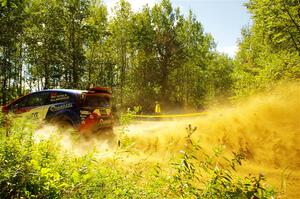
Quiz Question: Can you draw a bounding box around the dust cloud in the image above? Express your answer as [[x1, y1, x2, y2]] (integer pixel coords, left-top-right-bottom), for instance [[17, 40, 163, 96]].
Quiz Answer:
[[122, 82, 300, 197], [127, 82, 300, 166], [35, 82, 300, 197], [34, 125, 116, 157], [127, 84, 300, 165]]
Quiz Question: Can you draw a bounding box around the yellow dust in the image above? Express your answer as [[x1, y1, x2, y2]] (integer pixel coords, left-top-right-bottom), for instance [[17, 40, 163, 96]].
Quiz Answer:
[[122, 82, 300, 198]]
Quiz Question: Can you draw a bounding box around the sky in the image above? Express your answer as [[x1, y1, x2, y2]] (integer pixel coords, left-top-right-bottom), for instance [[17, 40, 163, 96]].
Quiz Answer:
[[103, 0, 252, 57]]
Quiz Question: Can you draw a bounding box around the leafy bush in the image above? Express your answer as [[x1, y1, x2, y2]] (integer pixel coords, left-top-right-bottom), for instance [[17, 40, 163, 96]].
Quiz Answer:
[[0, 115, 276, 198], [170, 125, 276, 198]]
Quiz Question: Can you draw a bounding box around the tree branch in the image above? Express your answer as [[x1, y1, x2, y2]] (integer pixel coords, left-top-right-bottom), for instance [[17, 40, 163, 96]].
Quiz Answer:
[[282, 1, 300, 35], [287, 30, 300, 54]]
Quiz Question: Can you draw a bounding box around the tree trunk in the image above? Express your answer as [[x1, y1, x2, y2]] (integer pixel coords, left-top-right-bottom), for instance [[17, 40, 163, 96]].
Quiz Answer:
[[120, 39, 126, 106], [2, 75, 7, 105], [160, 56, 169, 104], [44, 63, 50, 89], [18, 44, 23, 95]]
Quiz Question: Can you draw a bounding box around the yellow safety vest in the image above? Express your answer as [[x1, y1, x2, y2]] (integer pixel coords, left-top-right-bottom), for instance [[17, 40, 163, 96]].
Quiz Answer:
[[155, 104, 161, 113]]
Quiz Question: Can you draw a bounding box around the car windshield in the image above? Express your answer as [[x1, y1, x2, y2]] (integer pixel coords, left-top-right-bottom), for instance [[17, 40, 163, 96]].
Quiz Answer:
[[83, 95, 110, 108]]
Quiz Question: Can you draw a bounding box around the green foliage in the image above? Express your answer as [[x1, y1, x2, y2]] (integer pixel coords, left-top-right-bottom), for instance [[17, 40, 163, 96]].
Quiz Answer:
[[0, 0, 28, 104], [168, 125, 276, 198], [0, 120, 276, 198], [119, 112, 133, 125], [233, 0, 300, 98], [246, 0, 300, 53], [1, 0, 299, 110], [1, 0, 234, 112]]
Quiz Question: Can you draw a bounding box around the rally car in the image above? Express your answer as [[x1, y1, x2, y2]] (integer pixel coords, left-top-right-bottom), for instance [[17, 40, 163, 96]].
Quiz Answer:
[[1, 87, 113, 133]]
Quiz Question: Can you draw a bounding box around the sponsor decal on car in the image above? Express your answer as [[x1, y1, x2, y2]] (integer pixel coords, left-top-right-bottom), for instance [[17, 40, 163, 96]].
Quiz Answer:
[[50, 92, 70, 102], [80, 110, 91, 115], [49, 103, 73, 112]]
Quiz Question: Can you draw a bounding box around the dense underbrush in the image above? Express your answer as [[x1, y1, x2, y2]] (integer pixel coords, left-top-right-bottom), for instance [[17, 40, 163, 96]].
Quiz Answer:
[[0, 114, 276, 198]]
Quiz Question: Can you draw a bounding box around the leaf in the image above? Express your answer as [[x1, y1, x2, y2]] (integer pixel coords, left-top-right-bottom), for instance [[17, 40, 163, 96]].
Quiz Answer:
[[71, 171, 80, 183], [1, 0, 7, 7]]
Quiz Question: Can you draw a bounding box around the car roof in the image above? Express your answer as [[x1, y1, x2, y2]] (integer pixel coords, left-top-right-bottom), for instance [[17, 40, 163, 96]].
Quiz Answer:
[[34, 89, 87, 95], [4, 89, 87, 106]]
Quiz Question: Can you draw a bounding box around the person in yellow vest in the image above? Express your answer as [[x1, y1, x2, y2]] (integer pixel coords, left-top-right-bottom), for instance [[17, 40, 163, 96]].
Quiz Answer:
[[155, 101, 161, 114]]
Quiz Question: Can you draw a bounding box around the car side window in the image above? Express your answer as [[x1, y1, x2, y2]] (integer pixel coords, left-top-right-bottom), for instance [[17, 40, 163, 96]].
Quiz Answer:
[[27, 92, 49, 107], [10, 96, 29, 111]]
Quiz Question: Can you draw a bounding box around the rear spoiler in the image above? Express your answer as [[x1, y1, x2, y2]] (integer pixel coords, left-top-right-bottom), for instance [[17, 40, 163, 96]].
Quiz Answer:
[[88, 87, 112, 95]]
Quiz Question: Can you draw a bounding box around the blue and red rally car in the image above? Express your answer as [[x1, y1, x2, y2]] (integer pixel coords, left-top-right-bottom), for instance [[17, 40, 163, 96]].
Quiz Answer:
[[1, 87, 113, 133]]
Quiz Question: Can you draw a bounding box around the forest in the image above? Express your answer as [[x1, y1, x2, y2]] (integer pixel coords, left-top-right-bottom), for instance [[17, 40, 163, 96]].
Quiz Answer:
[[1, 0, 298, 112]]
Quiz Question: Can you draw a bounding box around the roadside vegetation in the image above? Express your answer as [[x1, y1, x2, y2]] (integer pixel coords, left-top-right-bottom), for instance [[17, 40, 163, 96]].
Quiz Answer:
[[0, 114, 276, 198]]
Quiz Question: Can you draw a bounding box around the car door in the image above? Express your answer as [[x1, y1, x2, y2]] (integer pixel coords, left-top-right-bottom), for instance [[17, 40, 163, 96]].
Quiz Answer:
[[11, 92, 50, 121], [24, 92, 51, 121], [10, 95, 30, 116]]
